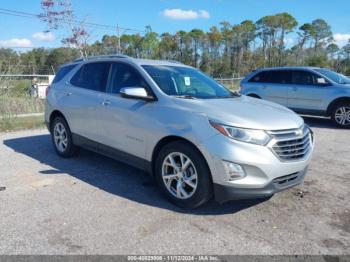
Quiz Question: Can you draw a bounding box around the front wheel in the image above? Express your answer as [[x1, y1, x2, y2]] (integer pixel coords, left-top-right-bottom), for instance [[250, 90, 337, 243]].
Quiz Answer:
[[331, 103, 350, 128], [155, 141, 212, 209]]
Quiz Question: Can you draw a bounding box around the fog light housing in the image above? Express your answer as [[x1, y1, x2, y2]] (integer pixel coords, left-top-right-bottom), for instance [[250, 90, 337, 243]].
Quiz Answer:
[[223, 161, 246, 181]]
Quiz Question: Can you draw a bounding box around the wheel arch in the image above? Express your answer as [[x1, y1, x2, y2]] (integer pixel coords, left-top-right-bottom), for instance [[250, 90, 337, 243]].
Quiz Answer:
[[246, 93, 261, 99], [326, 97, 350, 116], [49, 110, 68, 131], [151, 136, 212, 182]]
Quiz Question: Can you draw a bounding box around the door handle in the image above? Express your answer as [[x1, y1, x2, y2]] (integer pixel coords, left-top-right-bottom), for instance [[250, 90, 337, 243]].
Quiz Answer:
[[101, 100, 111, 106], [64, 91, 72, 96]]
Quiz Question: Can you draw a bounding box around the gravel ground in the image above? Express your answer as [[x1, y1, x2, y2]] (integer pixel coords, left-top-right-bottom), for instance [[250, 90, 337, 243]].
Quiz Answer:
[[0, 116, 349, 255]]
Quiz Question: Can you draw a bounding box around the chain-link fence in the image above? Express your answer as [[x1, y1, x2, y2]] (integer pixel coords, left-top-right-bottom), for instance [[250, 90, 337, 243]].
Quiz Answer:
[[214, 78, 243, 91], [0, 76, 52, 116], [0, 75, 53, 131]]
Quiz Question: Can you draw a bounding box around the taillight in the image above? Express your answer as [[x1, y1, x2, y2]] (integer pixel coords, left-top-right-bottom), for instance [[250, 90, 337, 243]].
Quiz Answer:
[[45, 85, 51, 97]]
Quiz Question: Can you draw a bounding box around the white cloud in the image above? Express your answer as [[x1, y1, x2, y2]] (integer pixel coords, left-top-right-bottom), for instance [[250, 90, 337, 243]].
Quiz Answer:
[[0, 38, 32, 48], [161, 8, 210, 20], [32, 32, 56, 41], [333, 33, 350, 46]]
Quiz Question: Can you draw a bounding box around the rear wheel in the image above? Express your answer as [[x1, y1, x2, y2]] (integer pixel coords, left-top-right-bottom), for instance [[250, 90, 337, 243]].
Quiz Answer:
[[51, 116, 78, 157], [331, 102, 350, 128], [155, 141, 212, 209]]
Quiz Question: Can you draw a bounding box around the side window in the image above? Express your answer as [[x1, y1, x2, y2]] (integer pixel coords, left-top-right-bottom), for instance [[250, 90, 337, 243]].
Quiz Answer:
[[249, 71, 270, 83], [108, 63, 149, 94], [52, 64, 77, 83], [292, 71, 317, 85], [70, 62, 110, 92], [269, 70, 292, 84]]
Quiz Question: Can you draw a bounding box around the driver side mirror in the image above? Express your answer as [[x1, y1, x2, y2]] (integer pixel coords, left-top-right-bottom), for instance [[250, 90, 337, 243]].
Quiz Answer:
[[120, 87, 156, 102]]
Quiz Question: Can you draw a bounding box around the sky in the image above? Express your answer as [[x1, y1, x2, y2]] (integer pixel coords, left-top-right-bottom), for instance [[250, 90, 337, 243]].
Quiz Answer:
[[0, 0, 350, 50]]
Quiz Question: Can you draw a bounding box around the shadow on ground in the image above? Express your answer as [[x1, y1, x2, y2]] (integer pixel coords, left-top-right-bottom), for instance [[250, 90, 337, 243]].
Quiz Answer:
[[4, 134, 267, 215], [301, 115, 336, 129]]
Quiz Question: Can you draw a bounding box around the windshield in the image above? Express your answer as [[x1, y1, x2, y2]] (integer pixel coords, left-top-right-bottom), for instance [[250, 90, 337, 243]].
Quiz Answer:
[[142, 65, 234, 99], [314, 69, 350, 84]]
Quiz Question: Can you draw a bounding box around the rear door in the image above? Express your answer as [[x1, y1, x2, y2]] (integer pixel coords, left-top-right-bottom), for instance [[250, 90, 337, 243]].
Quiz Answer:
[[287, 70, 330, 111], [247, 70, 290, 106], [61, 62, 111, 141]]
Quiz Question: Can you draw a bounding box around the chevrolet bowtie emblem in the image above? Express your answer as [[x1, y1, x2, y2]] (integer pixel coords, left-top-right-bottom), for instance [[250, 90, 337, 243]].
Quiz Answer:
[[295, 129, 303, 137]]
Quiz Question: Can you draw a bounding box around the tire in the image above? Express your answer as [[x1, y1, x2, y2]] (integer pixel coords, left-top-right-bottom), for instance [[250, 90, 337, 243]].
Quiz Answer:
[[50, 116, 78, 157], [155, 141, 213, 209], [331, 102, 350, 128]]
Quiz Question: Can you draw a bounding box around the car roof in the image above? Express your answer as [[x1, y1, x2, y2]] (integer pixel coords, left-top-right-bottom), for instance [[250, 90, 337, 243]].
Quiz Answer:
[[63, 54, 190, 68], [255, 66, 321, 71]]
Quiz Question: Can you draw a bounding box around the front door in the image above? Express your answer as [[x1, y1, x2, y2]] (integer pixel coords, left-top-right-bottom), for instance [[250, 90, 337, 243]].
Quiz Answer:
[[287, 70, 330, 111], [99, 62, 156, 159]]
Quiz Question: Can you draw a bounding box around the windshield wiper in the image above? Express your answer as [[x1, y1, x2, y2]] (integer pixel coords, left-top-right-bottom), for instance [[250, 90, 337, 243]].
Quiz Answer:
[[230, 91, 241, 97], [213, 92, 241, 99], [174, 95, 197, 99]]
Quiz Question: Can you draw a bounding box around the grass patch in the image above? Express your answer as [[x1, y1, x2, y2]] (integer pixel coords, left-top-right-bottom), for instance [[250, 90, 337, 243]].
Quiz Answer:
[[0, 96, 45, 116], [0, 115, 45, 132]]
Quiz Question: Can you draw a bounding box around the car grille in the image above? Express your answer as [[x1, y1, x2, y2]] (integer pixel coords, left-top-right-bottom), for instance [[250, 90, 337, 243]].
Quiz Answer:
[[269, 125, 312, 161]]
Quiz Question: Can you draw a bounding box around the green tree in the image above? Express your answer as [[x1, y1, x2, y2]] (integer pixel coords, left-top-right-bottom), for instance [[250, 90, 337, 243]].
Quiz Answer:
[[141, 26, 159, 59], [189, 29, 205, 68], [311, 19, 333, 53]]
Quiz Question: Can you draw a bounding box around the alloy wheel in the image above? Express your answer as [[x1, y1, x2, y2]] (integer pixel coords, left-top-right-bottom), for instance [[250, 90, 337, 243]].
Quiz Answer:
[[335, 106, 350, 126], [53, 122, 68, 153], [161, 152, 198, 199]]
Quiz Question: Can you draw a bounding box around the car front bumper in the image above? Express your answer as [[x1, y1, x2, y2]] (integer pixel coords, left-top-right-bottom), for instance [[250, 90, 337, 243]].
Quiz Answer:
[[198, 132, 314, 203], [213, 167, 307, 203]]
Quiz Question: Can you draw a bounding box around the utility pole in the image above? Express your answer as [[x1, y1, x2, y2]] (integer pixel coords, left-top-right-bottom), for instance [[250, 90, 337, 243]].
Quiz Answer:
[[116, 23, 121, 54]]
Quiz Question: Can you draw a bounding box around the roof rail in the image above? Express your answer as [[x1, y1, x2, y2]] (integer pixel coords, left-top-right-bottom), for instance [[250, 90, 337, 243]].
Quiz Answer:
[[166, 60, 183, 65], [73, 54, 131, 62]]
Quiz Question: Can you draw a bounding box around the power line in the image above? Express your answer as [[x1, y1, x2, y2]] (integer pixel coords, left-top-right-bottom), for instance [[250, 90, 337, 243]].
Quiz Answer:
[[0, 46, 35, 49], [0, 7, 146, 33]]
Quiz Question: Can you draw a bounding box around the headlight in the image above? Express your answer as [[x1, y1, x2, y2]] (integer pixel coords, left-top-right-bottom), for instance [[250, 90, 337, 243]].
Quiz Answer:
[[209, 120, 271, 145]]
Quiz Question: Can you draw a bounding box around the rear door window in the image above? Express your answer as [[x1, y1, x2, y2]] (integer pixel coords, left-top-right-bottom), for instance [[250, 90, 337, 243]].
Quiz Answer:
[[249, 70, 291, 84], [269, 70, 292, 84], [70, 62, 111, 92]]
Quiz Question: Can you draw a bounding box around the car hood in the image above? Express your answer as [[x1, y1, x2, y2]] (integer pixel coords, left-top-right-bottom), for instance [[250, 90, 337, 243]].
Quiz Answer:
[[172, 95, 304, 130]]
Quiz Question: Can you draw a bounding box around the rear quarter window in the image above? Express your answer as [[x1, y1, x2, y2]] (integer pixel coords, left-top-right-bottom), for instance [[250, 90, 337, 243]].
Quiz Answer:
[[52, 64, 77, 84], [248, 71, 271, 83]]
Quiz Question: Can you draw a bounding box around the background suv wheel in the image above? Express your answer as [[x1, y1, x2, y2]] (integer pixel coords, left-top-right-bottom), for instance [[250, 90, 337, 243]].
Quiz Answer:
[[155, 141, 212, 209], [331, 102, 350, 128], [51, 116, 78, 157]]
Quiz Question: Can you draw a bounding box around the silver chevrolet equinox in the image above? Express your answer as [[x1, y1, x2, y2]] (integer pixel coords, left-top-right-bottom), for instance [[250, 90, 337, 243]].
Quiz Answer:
[[45, 55, 314, 208]]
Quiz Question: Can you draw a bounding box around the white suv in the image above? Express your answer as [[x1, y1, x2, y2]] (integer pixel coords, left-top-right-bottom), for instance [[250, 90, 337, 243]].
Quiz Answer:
[[45, 55, 314, 208]]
